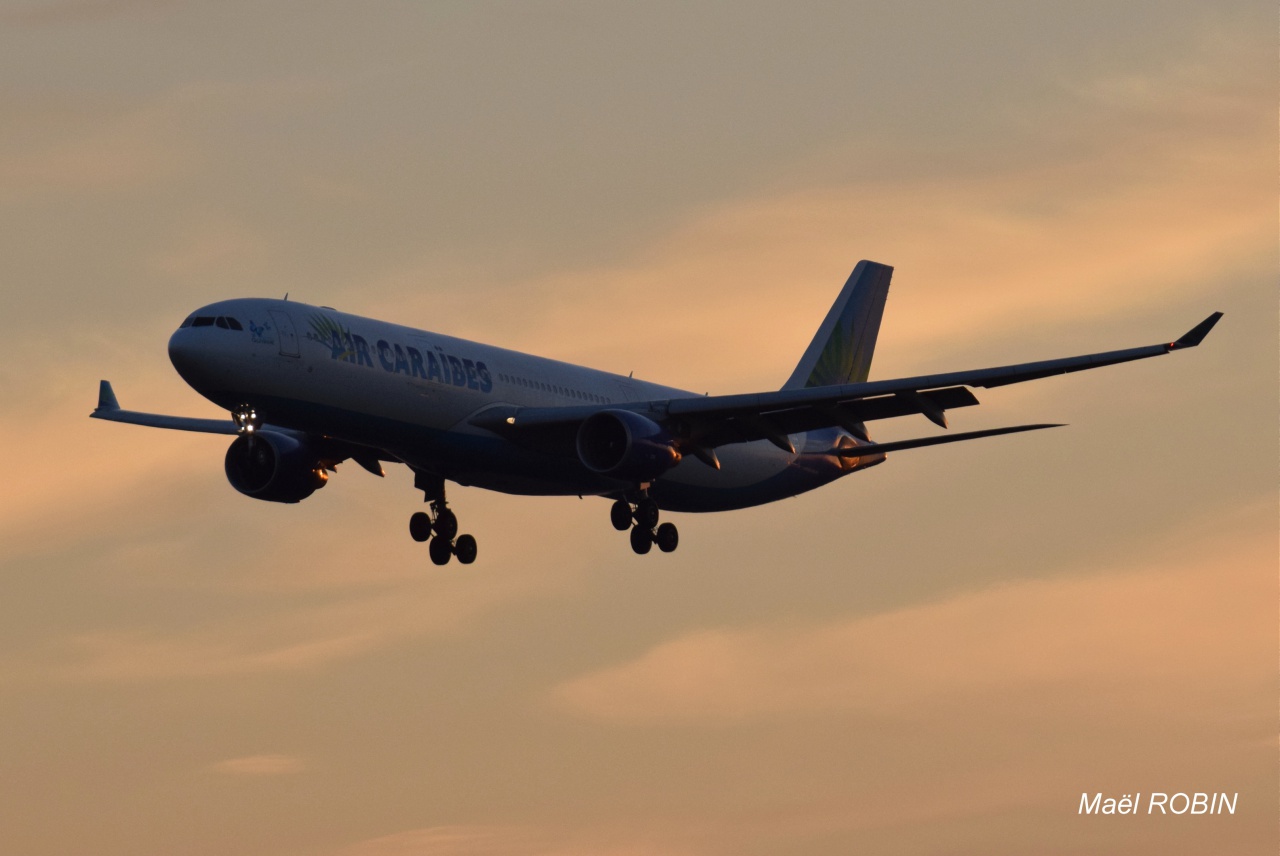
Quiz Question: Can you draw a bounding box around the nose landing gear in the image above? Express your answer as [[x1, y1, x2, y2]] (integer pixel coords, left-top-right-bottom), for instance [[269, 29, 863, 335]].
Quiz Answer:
[[612, 495, 679, 555], [409, 472, 476, 566]]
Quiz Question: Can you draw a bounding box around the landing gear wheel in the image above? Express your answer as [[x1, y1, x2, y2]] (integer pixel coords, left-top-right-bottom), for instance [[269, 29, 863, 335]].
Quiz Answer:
[[630, 526, 653, 555], [429, 536, 453, 566], [409, 512, 433, 542], [454, 534, 477, 565], [655, 522, 679, 553], [434, 508, 458, 542], [635, 498, 660, 530], [610, 499, 633, 531]]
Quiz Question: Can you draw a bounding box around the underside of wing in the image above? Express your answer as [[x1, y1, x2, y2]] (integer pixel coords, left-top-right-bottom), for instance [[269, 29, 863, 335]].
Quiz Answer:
[[829, 423, 1064, 457]]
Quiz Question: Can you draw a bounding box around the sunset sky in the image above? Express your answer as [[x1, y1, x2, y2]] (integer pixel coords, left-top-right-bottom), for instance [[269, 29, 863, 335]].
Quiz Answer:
[[1, 2, 1275, 854]]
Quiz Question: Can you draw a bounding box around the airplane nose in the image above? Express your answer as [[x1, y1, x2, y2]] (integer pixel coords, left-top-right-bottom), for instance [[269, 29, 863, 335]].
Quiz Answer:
[[168, 328, 200, 382]]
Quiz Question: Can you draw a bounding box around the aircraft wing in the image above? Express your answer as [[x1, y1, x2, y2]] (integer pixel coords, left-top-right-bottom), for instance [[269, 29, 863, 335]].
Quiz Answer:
[[90, 380, 240, 434], [471, 312, 1222, 451]]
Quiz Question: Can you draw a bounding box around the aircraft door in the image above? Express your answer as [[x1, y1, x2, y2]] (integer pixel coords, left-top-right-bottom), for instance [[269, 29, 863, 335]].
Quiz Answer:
[[269, 310, 300, 357]]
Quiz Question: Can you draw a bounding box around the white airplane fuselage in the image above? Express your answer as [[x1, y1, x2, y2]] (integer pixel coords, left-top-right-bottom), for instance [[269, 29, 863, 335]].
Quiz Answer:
[[95, 260, 1219, 562], [168, 298, 864, 512]]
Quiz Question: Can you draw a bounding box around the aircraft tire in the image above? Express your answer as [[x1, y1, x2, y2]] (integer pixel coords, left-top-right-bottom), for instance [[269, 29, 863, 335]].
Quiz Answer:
[[409, 512, 433, 542], [655, 522, 678, 553], [629, 526, 653, 555], [610, 499, 632, 531], [454, 534, 477, 565], [429, 537, 453, 566]]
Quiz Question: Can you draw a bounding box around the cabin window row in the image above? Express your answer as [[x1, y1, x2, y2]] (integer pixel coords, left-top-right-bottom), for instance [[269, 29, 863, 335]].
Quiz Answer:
[[496, 372, 611, 404]]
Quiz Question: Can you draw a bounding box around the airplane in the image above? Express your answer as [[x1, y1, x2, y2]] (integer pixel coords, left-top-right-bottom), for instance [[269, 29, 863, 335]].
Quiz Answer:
[[91, 261, 1221, 565]]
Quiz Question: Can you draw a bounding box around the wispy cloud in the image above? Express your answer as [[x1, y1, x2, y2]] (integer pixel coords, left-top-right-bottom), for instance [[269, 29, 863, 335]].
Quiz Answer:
[[0, 484, 597, 686], [550, 502, 1274, 726], [13, 555, 562, 684], [357, 90, 1266, 394], [0, 99, 194, 199], [333, 824, 705, 856], [0, 74, 338, 205], [208, 754, 304, 777], [146, 217, 272, 279]]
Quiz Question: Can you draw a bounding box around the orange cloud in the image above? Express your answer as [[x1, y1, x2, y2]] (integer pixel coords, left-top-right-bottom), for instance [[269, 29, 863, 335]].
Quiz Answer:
[[0, 366, 227, 561], [0, 484, 601, 686], [332, 824, 704, 856], [147, 217, 272, 280], [551, 501, 1274, 725], [16, 545, 567, 683], [208, 754, 304, 776], [354, 107, 1265, 396], [0, 99, 193, 199]]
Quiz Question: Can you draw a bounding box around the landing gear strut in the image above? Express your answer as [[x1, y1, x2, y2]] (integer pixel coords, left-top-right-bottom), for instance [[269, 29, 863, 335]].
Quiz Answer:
[[613, 493, 678, 555], [409, 471, 476, 566]]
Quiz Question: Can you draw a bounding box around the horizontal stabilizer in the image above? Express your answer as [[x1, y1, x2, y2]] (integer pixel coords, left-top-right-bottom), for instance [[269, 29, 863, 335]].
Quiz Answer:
[[831, 423, 1064, 458], [97, 379, 120, 411], [91, 380, 239, 434]]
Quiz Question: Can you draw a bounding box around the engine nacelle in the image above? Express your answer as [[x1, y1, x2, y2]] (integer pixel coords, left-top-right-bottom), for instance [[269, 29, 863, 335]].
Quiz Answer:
[[224, 431, 328, 503], [576, 409, 681, 482]]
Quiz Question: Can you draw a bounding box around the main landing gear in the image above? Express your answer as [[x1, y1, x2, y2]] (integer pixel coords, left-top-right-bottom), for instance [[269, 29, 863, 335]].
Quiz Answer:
[[611, 496, 679, 555], [409, 473, 477, 566]]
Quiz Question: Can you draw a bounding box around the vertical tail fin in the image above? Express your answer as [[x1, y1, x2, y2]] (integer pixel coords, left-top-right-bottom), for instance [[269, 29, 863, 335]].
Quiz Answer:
[[782, 260, 892, 389]]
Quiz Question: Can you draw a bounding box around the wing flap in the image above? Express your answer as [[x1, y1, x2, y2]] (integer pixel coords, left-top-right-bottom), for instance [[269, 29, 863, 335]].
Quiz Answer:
[[694, 386, 979, 447]]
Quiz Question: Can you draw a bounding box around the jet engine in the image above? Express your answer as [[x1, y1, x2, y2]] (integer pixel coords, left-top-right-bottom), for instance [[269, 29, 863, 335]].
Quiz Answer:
[[224, 431, 328, 503], [576, 409, 681, 482]]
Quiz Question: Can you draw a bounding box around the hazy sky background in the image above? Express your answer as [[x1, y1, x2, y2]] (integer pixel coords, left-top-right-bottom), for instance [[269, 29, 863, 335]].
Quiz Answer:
[[0, 2, 1275, 854]]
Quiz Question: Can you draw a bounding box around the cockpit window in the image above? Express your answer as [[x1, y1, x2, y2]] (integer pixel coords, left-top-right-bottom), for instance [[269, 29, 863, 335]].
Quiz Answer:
[[180, 316, 194, 328], [185, 315, 243, 330]]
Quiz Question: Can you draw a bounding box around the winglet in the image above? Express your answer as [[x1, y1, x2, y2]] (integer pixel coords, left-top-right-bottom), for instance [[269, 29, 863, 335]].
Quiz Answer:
[[1170, 312, 1223, 350], [96, 380, 120, 412]]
